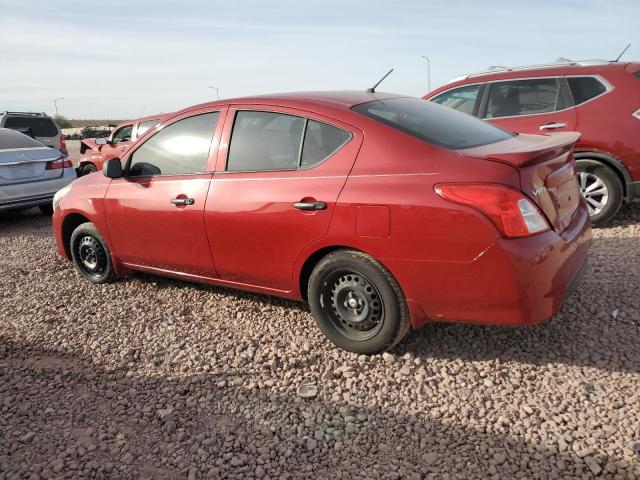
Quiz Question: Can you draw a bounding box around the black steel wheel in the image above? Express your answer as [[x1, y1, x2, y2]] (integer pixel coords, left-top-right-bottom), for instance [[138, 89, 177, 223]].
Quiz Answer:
[[308, 250, 410, 354], [70, 222, 114, 284]]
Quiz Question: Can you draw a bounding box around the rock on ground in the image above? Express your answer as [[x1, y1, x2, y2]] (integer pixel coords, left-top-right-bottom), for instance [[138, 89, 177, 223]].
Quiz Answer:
[[1, 204, 639, 479]]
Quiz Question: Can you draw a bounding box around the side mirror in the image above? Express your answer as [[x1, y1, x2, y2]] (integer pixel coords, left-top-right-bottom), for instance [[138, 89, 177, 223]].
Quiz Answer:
[[95, 137, 108, 145], [103, 158, 123, 178]]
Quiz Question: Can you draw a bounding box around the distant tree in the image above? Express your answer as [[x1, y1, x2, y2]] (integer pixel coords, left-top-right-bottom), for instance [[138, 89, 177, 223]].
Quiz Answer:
[[54, 115, 72, 129]]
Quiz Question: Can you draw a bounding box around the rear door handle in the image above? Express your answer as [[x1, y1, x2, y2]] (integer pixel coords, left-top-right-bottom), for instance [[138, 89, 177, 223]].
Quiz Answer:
[[293, 201, 327, 211], [539, 122, 567, 131], [171, 197, 195, 206]]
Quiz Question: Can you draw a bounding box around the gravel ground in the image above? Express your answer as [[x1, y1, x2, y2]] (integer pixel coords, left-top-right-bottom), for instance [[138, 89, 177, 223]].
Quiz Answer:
[[1, 203, 639, 479]]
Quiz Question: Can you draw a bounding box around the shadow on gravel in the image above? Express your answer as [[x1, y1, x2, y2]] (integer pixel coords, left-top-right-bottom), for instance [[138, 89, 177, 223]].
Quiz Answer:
[[0, 340, 602, 479]]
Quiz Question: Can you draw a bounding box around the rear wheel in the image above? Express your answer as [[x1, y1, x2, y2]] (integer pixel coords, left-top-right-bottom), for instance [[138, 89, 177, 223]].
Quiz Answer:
[[39, 204, 54, 215], [70, 222, 114, 284], [81, 164, 98, 176], [575, 159, 623, 226], [308, 250, 410, 354]]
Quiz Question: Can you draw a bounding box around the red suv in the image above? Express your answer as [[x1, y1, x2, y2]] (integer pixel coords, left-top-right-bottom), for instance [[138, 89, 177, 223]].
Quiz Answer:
[[52, 92, 590, 353], [424, 60, 640, 225]]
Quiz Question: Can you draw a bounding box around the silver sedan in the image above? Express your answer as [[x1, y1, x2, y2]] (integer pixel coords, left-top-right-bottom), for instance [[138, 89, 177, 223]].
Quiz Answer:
[[0, 128, 76, 214]]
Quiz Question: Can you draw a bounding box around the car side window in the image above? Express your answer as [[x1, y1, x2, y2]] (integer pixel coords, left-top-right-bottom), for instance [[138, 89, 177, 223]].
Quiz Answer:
[[112, 125, 133, 143], [567, 77, 607, 105], [226, 111, 351, 172], [135, 119, 160, 139], [128, 112, 219, 177], [485, 78, 565, 118], [430, 84, 480, 115], [300, 120, 351, 168]]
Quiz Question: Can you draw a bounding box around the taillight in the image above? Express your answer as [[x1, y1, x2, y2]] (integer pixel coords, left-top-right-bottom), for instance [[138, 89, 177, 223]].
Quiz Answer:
[[435, 183, 550, 238], [633, 108, 640, 121], [59, 134, 68, 155], [46, 156, 73, 170]]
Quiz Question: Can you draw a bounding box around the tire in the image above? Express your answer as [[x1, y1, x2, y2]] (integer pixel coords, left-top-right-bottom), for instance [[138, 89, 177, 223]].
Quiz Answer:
[[81, 164, 98, 176], [39, 203, 54, 215], [575, 159, 623, 227], [70, 222, 115, 284], [308, 250, 410, 354]]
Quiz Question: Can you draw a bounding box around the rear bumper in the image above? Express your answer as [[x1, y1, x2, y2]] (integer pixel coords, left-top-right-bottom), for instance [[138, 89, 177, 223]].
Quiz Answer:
[[0, 168, 76, 211], [386, 201, 592, 328]]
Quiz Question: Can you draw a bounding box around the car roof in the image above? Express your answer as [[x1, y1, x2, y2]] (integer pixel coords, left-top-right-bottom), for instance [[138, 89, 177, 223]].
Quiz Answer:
[[429, 61, 637, 95], [176, 91, 406, 117]]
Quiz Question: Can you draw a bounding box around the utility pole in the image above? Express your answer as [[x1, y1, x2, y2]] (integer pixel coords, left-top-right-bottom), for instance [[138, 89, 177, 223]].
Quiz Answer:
[[421, 56, 431, 93], [208, 86, 220, 100], [54, 98, 64, 117]]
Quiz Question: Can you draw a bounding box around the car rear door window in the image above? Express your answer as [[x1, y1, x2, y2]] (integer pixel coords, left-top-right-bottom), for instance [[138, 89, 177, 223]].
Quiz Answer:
[[300, 120, 351, 168], [430, 84, 480, 115], [352, 97, 513, 150], [3, 117, 58, 137], [485, 78, 565, 118], [128, 112, 219, 177], [227, 111, 305, 171], [567, 77, 607, 105]]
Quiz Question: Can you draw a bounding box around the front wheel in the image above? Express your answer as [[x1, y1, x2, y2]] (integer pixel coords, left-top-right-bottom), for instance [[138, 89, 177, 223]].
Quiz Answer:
[[575, 159, 623, 227], [308, 250, 410, 354], [70, 222, 114, 284]]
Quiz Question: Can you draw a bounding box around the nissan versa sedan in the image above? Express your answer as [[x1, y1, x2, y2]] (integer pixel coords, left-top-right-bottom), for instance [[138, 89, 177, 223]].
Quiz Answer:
[[52, 92, 591, 354], [0, 128, 76, 214]]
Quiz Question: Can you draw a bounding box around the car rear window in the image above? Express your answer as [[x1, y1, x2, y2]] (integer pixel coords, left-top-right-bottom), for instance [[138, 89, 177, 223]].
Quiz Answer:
[[3, 116, 58, 137], [567, 77, 607, 105], [352, 97, 513, 150], [0, 128, 45, 149]]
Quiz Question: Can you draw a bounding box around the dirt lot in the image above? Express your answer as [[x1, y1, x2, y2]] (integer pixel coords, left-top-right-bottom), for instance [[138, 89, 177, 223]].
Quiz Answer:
[[0, 204, 639, 479]]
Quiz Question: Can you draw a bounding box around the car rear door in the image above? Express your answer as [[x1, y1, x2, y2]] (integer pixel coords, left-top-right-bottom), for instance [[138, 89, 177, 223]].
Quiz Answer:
[[204, 106, 362, 292], [481, 77, 578, 134], [104, 109, 225, 276]]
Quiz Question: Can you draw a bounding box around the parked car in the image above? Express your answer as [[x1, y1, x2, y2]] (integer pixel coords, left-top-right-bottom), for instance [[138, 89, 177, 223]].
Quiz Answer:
[[0, 128, 75, 215], [423, 59, 640, 225], [77, 114, 166, 175], [0, 111, 67, 155], [52, 92, 590, 353]]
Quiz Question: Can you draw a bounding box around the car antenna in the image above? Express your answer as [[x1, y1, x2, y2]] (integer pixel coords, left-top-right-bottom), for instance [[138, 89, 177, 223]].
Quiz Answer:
[[614, 43, 631, 62], [366, 68, 394, 93]]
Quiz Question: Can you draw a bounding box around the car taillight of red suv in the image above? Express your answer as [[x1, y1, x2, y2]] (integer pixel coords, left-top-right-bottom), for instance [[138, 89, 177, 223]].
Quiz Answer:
[[424, 59, 640, 225]]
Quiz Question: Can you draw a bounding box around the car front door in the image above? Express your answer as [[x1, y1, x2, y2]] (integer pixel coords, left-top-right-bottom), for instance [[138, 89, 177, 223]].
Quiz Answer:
[[104, 109, 224, 276], [481, 77, 577, 134], [204, 106, 362, 292]]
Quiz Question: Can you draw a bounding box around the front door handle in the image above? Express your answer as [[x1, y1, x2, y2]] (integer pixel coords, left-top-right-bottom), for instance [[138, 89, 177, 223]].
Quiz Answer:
[[539, 122, 567, 131], [171, 197, 195, 206], [293, 201, 327, 211]]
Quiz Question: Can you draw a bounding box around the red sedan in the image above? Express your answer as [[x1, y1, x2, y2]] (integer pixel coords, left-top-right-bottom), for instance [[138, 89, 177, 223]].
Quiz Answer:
[[52, 91, 591, 354]]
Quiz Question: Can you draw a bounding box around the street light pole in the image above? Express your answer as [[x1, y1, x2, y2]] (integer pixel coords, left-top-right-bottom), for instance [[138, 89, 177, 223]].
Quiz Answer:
[[54, 98, 64, 117], [421, 56, 431, 93], [208, 86, 220, 100]]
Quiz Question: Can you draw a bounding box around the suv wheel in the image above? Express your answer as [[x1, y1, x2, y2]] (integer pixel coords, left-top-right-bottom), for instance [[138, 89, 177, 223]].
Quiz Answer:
[[575, 159, 623, 226], [308, 250, 410, 354], [70, 222, 114, 284]]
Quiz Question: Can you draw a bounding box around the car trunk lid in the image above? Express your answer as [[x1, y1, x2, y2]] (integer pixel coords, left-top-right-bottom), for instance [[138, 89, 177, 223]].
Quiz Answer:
[[464, 132, 582, 233], [0, 147, 65, 186]]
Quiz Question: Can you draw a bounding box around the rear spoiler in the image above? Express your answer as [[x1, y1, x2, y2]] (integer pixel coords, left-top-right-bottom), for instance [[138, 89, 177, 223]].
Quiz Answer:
[[484, 132, 581, 168]]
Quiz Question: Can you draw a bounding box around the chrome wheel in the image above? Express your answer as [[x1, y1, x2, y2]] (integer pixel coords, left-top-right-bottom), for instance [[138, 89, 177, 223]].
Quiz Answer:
[[320, 270, 384, 341], [578, 171, 609, 216], [76, 235, 108, 280]]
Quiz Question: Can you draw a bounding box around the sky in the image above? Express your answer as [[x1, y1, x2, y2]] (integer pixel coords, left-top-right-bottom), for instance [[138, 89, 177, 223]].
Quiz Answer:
[[1, 0, 638, 119]]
